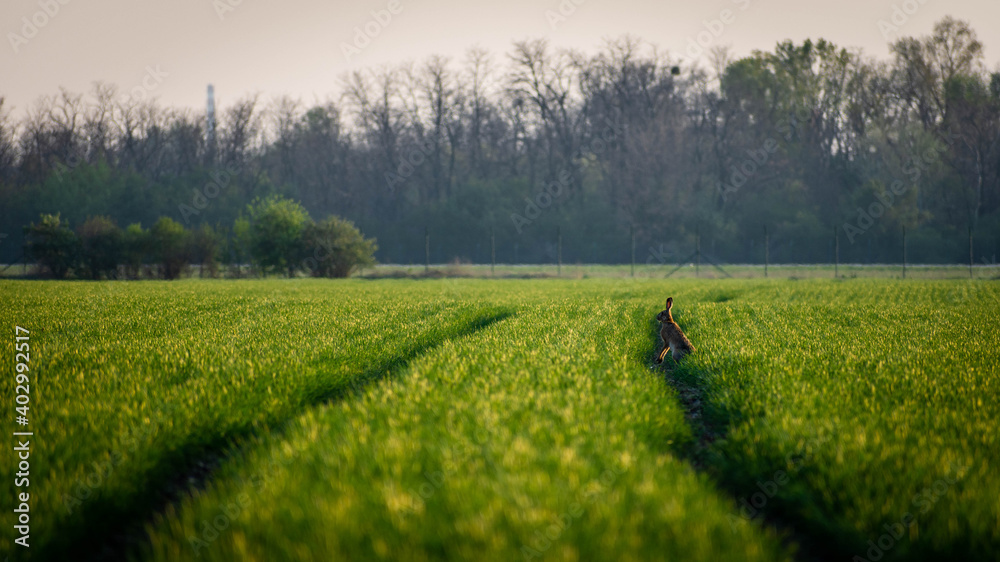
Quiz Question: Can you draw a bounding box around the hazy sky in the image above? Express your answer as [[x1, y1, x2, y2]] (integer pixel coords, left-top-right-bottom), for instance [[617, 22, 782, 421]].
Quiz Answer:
[[3, 0, 999, 117]]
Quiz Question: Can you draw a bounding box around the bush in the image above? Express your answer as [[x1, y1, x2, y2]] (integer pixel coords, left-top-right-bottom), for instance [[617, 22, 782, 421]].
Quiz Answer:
[[230, 217, 253, 277], [23, 213, 79, 278], [150, 217, 190, 279], [123, 223, 150, 279], [302, 216, 378, 278], [77, 216, 123, 280], [246, 195, 310, 277], [189, 224, 221, 278]]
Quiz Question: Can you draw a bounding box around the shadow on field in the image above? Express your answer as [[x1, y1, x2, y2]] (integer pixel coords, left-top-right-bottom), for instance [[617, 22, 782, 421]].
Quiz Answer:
[[643, 315, 843, 562], [311, 310, 515, 405], [35, 310, 515, 562], [643, 316, 735, 467]]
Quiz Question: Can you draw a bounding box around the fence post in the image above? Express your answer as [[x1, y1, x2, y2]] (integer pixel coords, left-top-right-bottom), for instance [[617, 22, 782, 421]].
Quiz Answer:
[[557, 226, 562, 277], [695, 224, 701, 278], [764, 224, 769, 278], [834, 226, 839, 278], [902, 226, 907, 280], [630, 223, 635, 277], [424, 226, 430, 273], [969, 225, 974, 279], [491, 226, 496, 277]]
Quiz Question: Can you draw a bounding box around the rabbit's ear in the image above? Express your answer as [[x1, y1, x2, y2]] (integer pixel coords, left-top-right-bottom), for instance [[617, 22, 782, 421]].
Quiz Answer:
[[666, 297, 673, 309]]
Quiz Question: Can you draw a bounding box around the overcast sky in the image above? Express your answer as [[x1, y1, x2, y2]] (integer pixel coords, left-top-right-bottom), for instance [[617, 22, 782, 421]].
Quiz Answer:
[[3, 0, 999, 118]]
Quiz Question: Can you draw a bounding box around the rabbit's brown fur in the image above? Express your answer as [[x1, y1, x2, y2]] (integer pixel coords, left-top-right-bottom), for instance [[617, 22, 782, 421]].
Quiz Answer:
[[655, 297, 695, 364]]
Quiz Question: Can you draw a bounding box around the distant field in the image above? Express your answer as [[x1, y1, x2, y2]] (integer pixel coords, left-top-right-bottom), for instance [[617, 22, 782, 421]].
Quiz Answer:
[[1, 278, 998, 561]]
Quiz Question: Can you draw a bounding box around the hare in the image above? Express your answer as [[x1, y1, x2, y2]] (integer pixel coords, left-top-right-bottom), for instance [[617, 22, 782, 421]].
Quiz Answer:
[[655, 297, 695, 364]]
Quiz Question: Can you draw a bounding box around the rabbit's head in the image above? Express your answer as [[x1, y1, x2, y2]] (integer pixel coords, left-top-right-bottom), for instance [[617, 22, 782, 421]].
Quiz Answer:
[[655, 297, 674, 322]]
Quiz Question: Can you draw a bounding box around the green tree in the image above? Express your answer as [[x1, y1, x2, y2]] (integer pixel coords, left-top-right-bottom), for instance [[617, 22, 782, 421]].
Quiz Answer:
[[245, 195, 310, 277], [302, 216, 378, 278], [77, 216, 123, 280], [150, 217, 190, 280], [122, 223, 150, 279], [189, 224, 221, 278], [23, 213, 79, 278], [231, 217, 253, 277]]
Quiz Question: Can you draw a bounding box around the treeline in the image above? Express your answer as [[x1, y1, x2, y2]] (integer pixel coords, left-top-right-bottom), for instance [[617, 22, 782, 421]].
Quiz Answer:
[[1, 16, 999, 266], [21, 196, 375, 279]]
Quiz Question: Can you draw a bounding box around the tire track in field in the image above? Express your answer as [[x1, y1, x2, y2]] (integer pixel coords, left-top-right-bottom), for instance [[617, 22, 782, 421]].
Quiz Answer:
[[648, 316, 835, 562], [643, 309, 726, 470], [37, 310, 514, 562]]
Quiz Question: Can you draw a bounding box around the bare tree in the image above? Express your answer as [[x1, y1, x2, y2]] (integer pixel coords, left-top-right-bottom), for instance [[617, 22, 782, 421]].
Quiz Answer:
[[508, 39, 585, 190], [219, 94, 261, 170], [0, 97, 19, 184]]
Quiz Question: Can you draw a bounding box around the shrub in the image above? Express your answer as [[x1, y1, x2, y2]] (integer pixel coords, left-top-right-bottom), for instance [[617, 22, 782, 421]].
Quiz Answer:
[[230, 217, 253, 277], [302, 216, 378, 278], [150, 217, 190, 280], [77, 216, 123, 280], [122, 223, 150, 279], [189, 224, 221, 278], [23, 213, 79, 278], [245, 195, 310, 277]]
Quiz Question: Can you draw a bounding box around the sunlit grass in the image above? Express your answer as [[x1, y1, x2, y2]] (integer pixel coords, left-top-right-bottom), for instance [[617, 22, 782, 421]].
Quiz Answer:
[[0, 280, 510, 559], [2, 277, 997, 561], [685, 280, 1000, 561], [140, 280, 786, 562]]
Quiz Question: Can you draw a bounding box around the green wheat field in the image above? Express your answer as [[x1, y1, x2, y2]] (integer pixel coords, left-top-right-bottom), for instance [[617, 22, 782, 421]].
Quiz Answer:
[[1, 277, 998, 561]]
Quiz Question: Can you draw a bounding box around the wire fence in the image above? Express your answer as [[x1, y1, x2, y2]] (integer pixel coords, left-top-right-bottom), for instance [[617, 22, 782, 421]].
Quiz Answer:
[[3, 223, 998, 280], [359, 263, 1000, 280], [361, 223, 1000, 280]]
